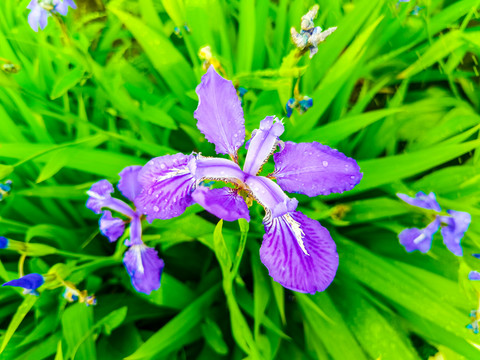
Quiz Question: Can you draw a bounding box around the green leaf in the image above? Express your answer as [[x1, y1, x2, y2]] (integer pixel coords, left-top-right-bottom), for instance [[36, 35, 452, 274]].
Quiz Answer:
[[35, 149, 71, 183], [201, 318, 229, 355], [0, 164, 14, 180], [0, 295, 38, 354], [50, 67, 85, 100], [62, 303, 96, 360]]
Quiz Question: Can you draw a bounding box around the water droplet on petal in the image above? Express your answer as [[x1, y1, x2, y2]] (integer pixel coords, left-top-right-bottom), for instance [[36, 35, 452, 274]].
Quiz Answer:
[[322, 161, 328, 167], [160, 164, 166, 169], [153, 206, 159, 212], [148, 189, 153, 195]]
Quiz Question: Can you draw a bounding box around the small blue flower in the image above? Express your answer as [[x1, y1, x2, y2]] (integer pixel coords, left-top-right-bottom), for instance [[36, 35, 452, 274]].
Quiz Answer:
[[3, 273, 44, 296], [0, 180, 12, 201], [411, 6, 423, 15], [26, 0, 76, 32], [397, 192, 471, 256], [467, 310, 480, 334], [285, 98, 295, 117]]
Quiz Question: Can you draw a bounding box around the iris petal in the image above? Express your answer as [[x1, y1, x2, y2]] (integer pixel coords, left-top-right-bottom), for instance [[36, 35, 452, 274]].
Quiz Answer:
[[260, 211, 338, 294], [440, 210, 471, 256], [397, 191, 441, 212], [192, 186, 250, 222], [99, 211, 125, 243], [398, 217, 441, 253], [118, 165, 143, 203], [273, 141, 362, 197], [136, 154, 196, 222], [243, 116, 284, 176], [3, 273, 44, 290], [194, 66, 245, 157], [123, 245, 165, 295]]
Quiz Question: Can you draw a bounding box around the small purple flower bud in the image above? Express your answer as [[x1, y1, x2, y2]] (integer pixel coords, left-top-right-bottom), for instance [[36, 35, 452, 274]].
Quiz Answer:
[[3, 273, 44, 295], [0, 236, 8, 249]]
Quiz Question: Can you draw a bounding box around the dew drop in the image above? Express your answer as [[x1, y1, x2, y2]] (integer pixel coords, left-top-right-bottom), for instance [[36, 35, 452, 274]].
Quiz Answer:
[[148, 189, 153, 195], [153, 206, 159, 212], [350, 176, 355, 180], [160, 163, 166, 169], [322, 161, 328, 167]]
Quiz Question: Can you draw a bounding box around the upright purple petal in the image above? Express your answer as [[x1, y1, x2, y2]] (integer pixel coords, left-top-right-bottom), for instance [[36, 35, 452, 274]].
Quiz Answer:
[[54, 0, 76, 15], [272, 142, 362, 197], [125, 215, 143, 246], [3, 273, 44, 290], [136, 154, 196, 222], [38, 8, 49, 30], [99, 211, 125, 243], [192, 186, 250, 222], [245, 175, 298, 218], [194, 66, 245, 157], [86, 180, 135, 217], [196, 156, 246, 184], [397, 192, 441, 212], [439, 210, 471, 256], [28, 6, 43, 32], [123, 244, 165, 295], [260, 211, 338, 294], [243, 116, 284, 176], [398, 217, 441, 253], [469, 271, 480, 280], [118, 165, 143, 202]]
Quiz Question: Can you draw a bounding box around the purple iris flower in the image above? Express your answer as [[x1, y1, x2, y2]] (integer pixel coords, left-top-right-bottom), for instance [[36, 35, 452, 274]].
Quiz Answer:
[[397, 192, 471, 256], [86, 166, 165, 295], [3, 273, 44, 295], [26, 0, 76, 32], [468, 254, 480, 281], [135, 66, 363, 294]]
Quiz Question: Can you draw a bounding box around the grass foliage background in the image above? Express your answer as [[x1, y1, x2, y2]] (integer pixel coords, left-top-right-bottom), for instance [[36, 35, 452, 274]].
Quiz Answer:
[[1, 0, 480, 359]]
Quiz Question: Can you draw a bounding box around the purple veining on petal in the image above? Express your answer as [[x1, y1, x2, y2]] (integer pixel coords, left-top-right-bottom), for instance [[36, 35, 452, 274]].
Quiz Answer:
[[439, 210, 471, 256], [398, 217, 441, 253], [273, 141, 362, 197], [194, 66, 245, 157], [99, 211, 125, 243], [243, 116, 284, 176], [136, 154, 196, 222], [469, 271, 480, 280], [260, 211, 338, 294], [118, 165, 143, 203], [397, 191, 441, 212], [86, 180, 135, 218], [195, 156, 246, 184], [3, 273, 44, 290], [245, 175, 298, 218], [123, 244, 165, 295], [192, 186, 250, 222]]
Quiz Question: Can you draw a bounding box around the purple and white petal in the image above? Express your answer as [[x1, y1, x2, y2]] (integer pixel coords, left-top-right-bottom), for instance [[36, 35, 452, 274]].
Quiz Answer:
[[27, 5, 44, 32], [260, 211, 338, 294], [194, 66, 245, 157], [54, 0, 76, 15], [136, 154, 196, 222], [245, 175, 298, 219], [397, 192, 441, 212], [273, 142, 362, 197], [125, 214, 143, 246], [192, 186, 250, 222], [123, 244, 165, 295], [399, 217, 441, 253], [195, 156, 246, 184], [243, 116, 284, 175], [439, 210, 471, 257], [469, 271, 480, 280], [118, 165, 143, 203], [99, 211, 125, 243], [86, 180, 135, 217]]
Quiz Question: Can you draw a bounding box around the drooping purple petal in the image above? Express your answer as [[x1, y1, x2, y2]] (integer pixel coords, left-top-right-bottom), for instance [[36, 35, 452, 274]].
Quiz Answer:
[[0, 236, 8, 249], [193, 66, 245, 157], [86, 180, 135, 218], [136, 154, 196, 222], [195, 156, 246, 184], [439, 210, 471, 256], [192, 186, 250, 222], [54, 0, 76, 15], [243, 116, 284, 176], [123, 244, 165, 295], [260, 211, 338, 294], [99, 211, 125, 243], [245, 175, 298, 218], [27, 5, 46, 32], [272, 141, 362, 197], [469, 271, 480, 280], [3, 273, 44, 290], [118, 165, 143, 203], [397, 192, 441, 212], [398, 217, 441, 253], [472, 254, 480, 259]]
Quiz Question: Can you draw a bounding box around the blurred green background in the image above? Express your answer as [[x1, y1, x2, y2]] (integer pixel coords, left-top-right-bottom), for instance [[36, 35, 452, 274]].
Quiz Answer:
[[0, 0, 480, 359]]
